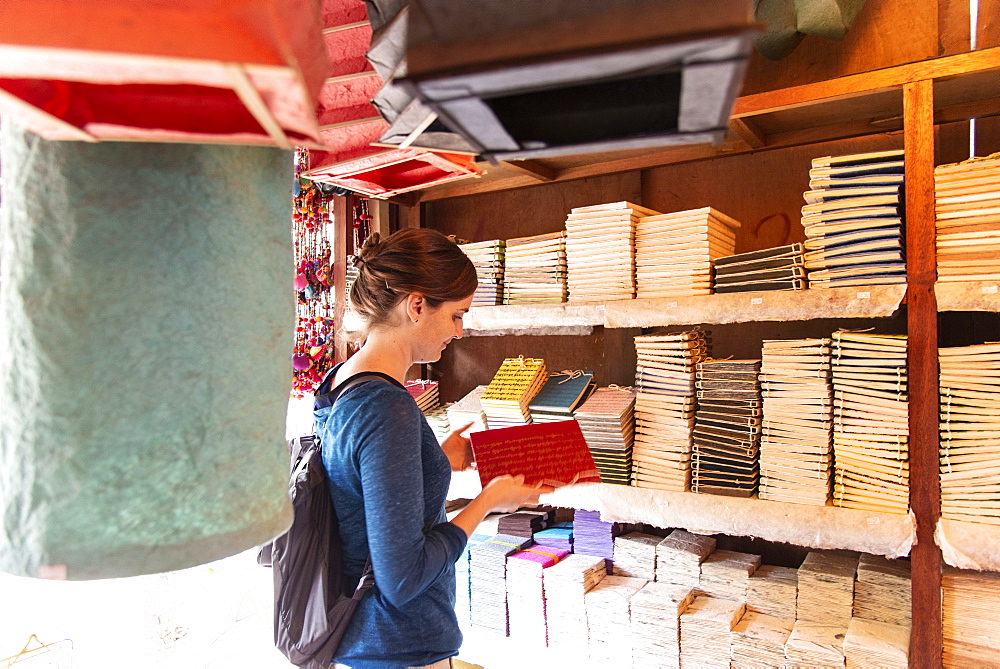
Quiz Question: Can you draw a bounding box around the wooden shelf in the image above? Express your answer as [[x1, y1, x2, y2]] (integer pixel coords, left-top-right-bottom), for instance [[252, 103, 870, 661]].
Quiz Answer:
[[463, 285, 905, 335]]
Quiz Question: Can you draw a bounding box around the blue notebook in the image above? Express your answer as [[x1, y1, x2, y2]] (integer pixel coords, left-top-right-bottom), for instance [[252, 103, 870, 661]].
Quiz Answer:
[[528, 371, 595, 413]]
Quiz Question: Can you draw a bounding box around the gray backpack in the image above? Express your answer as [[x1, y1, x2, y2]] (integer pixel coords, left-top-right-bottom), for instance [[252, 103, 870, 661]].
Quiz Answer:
[[259, 373, 384, 668]]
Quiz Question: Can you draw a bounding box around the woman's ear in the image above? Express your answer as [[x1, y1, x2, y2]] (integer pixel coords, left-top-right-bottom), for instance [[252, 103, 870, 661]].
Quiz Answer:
[[405, 292, 425, 324]]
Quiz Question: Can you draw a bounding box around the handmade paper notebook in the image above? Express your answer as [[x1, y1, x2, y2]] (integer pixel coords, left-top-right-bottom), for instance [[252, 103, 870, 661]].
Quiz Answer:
[[470, 419, 601, 487], [935, 153, 1000, 282]]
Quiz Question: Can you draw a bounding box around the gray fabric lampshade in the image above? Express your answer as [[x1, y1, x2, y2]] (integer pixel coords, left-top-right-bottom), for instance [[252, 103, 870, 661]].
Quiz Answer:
[[0, 124, 294, 580]]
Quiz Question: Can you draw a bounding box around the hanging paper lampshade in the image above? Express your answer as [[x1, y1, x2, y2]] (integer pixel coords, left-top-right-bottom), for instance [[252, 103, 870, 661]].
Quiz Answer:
[[0, 123, 294, 580]]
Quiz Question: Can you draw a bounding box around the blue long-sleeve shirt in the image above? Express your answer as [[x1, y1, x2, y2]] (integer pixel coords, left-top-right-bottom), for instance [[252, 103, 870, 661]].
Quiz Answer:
[[316, 370, 468, 668]]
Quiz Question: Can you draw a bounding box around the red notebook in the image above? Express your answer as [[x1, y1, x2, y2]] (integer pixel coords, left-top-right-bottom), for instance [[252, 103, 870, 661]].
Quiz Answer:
[[470, 419, 602, 488]]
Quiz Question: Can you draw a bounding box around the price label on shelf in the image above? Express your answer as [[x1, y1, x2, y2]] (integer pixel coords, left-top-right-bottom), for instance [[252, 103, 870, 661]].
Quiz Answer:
[[857, 291, 871, 299], [667, 301, 677, 308], [750, 297, 763, 305], [983, 285, 998, 294]]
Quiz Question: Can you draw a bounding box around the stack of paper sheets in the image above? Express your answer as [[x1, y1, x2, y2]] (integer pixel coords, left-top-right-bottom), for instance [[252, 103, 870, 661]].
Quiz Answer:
[[692, 359, 762, 497], [634, 207, 741, 298], [746, 564, 798, 621], [613, 532, 662, 580], [447, 384, 488, 434], [528, 370, 595, 424], [853, 554, 911, 627], [469, 534, 534, 635], [405, 379, 439, 412], [942, 566, 1000, 666], [503, 231, 567, 304], [830, 332, 909, 514], [456, 532, 491, 626], [544, 554, 608, 653], [731, 611, 793, 667], [630, 582, 695, 669], [939, 342, 1000, 525], [803, 149, 906, 288], [498, 511, 551, 539], [533, 522, 573, 552], [785, 621, 847, 667], [654, 529, 717, 590], [585, 575, 647, 665], [480, 357, 548, 428], [423, 405, 451, 443], [679, 595, 745, 668], [564, 201, 660, 302], [934, 152, 1000, 282], [506, 545, 570, 647], [796, 550, 859, 626], [573, 508, 623, 562], [574, 387, 637, 485], [459, 239, 506, 306], [843, 617, 910, 668], [699, 549, 761, 601], [633, 331, 709, 492], [712, 244, 807, 293], [759, 338, 834, 506]]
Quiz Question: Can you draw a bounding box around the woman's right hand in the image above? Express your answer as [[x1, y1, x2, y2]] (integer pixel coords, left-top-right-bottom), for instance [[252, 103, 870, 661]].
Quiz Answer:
[[479, 474, 555, 513]]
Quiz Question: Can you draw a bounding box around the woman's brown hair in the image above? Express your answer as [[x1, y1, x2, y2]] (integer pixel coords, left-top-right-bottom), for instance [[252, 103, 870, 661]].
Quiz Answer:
[[349, 228, 477, 333]]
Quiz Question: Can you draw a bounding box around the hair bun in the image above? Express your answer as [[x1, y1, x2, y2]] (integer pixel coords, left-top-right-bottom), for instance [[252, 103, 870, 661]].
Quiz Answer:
[[357, 232, 382, 264]]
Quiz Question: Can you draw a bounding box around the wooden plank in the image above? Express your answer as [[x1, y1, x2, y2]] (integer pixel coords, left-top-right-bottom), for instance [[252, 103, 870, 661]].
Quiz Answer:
[[729, 117, 767, 148], [370, 199, 392, 238], [226, 63, 290, 150], [0, 87, 97, 142], [501, 160, 558, 182], [903, 78, 942, 669], [734, 46, 1000, 118]]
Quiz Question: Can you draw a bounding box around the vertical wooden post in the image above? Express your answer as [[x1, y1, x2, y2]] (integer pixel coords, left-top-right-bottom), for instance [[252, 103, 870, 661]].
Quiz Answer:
[[332, 193, 351, 363], [370, 199, 393, 237], [904, 78, 942, 668]]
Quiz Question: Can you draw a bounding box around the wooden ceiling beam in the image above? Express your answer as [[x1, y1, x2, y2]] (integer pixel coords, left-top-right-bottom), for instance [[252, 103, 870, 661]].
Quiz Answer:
[[500, 159, 558, 182]]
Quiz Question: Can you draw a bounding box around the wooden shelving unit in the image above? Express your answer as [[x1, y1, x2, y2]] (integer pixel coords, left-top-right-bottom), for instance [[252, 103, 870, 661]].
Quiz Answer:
[[330, 37, 1000, 667]]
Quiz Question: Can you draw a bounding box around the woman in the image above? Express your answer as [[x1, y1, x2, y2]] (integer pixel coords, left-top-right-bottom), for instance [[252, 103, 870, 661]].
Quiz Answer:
[[315, 228, 552, 669]]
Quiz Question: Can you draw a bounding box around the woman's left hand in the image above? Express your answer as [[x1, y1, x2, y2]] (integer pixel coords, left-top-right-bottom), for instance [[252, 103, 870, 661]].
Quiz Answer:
[[441, 422, 475, 471]]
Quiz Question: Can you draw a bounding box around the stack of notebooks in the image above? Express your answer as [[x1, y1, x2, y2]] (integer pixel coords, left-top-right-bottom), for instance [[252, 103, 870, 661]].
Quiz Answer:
[[802, 149, 907, 288], [447, 384, 487, 434], [506, 545, 569, 647], [469, 534, 533, 635], [939, 342, 1000, 525], [573, 386, 637, 485], [634, 207, 741, 298], [746, 564, 798, 622], [934, 153, 1000, 282], [692, 358, 763, 497], [678, 596, 745, 669], [853, 555, 911, 627], [731, 611, 793, 668], [405, 379, 439, 412], [942, 566, 1000, 666], [459, 239, 506, 306], [563, 201, 660, 302], [479, 357, 548, 428], [632, 331, 708, 492], [502, 231, 567, 304], [830, 332, 909, 514], [498, 511, 551, 539], [784, 621, 847, 667], [843, 618, 910, 668], [585, 575, 647, 665], [698, 549, 761, 601], [544, 554, 608, 653], [612, 532, 662, 580], [630, 582, 694, 669], [455, 532, 490, 626], [654, 529, 716, 591], [796, 550, 859, 627], [712, 244, 807, 293], [423, 405, 451, 443], [758, 338, 834, 506], [527, 370, 596, 424], [533, 522, 573, 553], [573, 508, 623, 563]]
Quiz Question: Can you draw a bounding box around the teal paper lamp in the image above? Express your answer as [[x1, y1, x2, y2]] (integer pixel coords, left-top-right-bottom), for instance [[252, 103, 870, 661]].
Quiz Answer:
[[0, 124, 294, 579]]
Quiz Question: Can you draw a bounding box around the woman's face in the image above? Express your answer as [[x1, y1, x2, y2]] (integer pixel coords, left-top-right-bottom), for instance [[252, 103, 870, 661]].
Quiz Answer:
[[412, 294, 474, 363]]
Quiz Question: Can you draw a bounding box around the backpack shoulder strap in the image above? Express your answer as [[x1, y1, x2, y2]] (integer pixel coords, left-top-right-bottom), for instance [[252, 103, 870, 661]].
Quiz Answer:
[[315, 370, 402, 411]]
